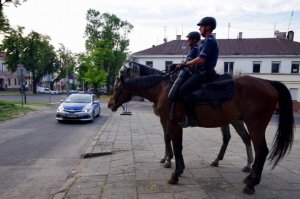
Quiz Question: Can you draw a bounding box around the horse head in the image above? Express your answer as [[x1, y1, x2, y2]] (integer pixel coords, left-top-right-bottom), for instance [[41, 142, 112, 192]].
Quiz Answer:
[[108, 66, 134, 112], [108, 61, 163, 112]]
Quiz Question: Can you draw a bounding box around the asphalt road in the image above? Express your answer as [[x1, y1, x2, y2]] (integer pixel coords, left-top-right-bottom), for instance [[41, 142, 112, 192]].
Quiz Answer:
[[0, 95, 110, 199]]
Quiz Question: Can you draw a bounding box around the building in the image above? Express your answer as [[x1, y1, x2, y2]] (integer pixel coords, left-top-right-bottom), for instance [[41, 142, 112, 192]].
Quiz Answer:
[[0, 52, 31, 91], [131, 32, 300, 110], [0, 52, 67, 92]]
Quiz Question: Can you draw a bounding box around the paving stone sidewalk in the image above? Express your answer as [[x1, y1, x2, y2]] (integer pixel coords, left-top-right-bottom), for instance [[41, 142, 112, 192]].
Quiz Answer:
[[56, 106, 300, 199]]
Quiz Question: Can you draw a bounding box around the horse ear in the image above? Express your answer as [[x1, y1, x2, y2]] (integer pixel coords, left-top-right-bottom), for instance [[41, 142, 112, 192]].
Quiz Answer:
[[127, 62, 134, 69]]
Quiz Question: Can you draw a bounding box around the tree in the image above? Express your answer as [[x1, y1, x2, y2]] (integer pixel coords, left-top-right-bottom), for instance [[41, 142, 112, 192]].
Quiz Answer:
[[1, 29, 58, 93], [53, 44, 76, 90], [84, 9, 133, 95], [0, 0, 27, 33], [0, 26, 24, 71], [22, 31, 58, 93]]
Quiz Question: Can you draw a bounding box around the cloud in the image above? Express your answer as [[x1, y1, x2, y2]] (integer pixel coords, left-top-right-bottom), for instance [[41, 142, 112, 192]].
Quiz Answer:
[[3, 0, 300, 53]]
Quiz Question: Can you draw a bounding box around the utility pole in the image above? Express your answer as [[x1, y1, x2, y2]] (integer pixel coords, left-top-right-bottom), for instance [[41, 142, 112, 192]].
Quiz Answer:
[[288, 11, 294, 32], [228, 22, 231, 39]]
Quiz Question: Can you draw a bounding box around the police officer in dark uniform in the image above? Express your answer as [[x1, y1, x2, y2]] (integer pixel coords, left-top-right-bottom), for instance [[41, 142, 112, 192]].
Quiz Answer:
[[168, 31, 201, 101], [186, 31, 201, 61], [178, 16, 219, 128]]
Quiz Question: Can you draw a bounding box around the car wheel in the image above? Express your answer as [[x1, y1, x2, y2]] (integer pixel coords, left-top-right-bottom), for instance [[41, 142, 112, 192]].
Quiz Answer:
[[96, 107, 100, 117], [91, 111, 95, 122]]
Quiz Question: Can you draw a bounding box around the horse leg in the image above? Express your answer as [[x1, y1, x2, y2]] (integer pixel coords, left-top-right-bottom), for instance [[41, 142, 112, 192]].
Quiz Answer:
[[167, 125, 185, 184], [211, 125, 231, 167], [159, 125, 173, 168], [242, 124, 269, 194], [231, 120, 253, 172]]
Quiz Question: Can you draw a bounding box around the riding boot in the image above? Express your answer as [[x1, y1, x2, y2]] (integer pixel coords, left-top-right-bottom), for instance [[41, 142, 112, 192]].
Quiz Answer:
[[179, 103, 198, 128]]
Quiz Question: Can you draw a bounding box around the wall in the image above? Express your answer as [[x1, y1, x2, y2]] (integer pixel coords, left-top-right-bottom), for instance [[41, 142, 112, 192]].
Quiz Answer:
[[215, 55, 300, 74], [133, 55, 186, 71]]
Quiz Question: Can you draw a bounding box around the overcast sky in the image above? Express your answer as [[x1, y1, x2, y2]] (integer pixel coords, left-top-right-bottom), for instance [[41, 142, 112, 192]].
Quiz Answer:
[[3, 0, 300, 54]]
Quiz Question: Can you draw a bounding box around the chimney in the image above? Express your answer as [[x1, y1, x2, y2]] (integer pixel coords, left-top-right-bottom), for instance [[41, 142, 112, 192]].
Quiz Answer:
[[238, 32, 243, 39], [287, 31, 294, 41], [176, 35, 181, 40], [274, 30, 286, 39]]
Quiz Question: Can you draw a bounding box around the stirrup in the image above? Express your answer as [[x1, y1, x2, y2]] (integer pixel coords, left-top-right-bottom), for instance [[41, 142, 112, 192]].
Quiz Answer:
[[179, 117, 198, 128]]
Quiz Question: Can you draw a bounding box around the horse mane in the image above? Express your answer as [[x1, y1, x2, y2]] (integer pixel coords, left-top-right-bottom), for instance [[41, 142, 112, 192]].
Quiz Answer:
[[124, 75, 168, 89], [130, 62, 164, 76]]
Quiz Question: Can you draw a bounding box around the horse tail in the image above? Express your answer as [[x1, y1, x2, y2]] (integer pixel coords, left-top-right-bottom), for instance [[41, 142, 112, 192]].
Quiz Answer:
[[269, 81, 295, 168]]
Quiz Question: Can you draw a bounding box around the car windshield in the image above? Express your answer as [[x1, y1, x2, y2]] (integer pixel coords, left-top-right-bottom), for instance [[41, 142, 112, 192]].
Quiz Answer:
[[65, 95, 91, 103]]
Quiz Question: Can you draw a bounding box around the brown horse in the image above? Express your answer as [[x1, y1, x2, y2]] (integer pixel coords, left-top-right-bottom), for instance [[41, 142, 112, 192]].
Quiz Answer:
[[108, 69, 294, 194], [120, 61, 253, 171]]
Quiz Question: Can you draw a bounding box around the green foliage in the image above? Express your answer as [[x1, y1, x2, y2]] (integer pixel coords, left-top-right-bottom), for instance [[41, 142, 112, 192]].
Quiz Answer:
[[1, 28, 58, 93], [0, 26, 25, 71], [54, 44, 77, 84], [0, 0, 27, 33], [82, 9, 133, 94]]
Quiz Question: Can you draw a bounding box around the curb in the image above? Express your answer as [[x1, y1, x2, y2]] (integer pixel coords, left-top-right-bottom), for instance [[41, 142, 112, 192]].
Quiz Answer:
[[81, 115, 113, 158]]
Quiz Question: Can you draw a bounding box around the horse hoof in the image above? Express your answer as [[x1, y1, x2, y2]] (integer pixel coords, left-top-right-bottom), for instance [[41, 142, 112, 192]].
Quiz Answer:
[[164, 161, 172, 168], [168, 177, 178, 185], [243, 176, 252, 184], [210, 161, 219, 167], [243, 185, 255, 194], [160, 158, 167, 164], [242, 166, 251, 173], [172, 171, 183, 178]]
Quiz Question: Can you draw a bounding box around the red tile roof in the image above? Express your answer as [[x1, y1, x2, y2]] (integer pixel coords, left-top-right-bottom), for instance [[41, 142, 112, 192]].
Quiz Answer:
[[133, 38, 300, 56]]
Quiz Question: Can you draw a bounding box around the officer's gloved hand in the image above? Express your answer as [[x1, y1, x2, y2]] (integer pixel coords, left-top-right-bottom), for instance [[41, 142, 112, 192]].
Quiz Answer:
[[177, 63, 187, 71]]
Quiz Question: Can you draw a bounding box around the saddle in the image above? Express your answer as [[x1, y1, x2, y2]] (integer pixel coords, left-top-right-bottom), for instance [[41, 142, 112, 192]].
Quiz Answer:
[[192, 73, 235, 107]]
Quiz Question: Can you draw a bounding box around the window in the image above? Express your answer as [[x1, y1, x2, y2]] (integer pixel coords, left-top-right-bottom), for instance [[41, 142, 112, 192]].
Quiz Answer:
[[8, 78, 11, 86], [291, 62, 299, 73], [145, 61, 153, 67], [1, 63, 4, 71], [224, 62, 234, 75], [165, 61, 173, 71], [271, 62, 280, 73], [253, 62, 261, 73], [15, 78, 17, 86]]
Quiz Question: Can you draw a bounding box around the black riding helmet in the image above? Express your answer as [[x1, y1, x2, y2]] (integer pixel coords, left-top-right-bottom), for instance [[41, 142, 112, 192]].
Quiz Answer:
[[186, 31, 201, 41], [197, 17, 217, 30]]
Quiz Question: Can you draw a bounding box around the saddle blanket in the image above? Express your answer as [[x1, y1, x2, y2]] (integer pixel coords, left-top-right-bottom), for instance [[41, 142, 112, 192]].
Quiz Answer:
[[192, 74, 235, 106]]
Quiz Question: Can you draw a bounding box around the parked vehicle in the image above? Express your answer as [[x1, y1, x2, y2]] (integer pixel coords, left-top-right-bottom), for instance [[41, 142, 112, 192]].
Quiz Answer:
[[37, 87, 48, 94], [37, 87, 60, 94], [56, 93, 101, 122], [86, 87, 107, 95], [67, 90, 78, 95]]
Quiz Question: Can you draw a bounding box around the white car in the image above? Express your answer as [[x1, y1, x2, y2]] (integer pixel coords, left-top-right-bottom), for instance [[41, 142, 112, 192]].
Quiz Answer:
[[56, 94, 101, 122]]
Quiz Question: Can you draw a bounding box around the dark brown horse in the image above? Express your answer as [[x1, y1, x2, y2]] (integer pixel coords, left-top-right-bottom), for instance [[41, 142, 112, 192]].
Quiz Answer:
[[108, 67, 294, 194], [120, 62, 253, 171]]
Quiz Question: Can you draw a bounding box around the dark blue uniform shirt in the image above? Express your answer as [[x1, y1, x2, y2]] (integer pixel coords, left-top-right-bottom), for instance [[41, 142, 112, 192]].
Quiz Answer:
[[186, 44, 199, 61], [198, 35, 219, 70]]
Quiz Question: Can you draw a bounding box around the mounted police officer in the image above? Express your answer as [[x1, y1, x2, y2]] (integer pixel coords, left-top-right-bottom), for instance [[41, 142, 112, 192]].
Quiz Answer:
[[185, 31, 201, 61], [178, 16, 219, 128], [168, 31, 201, 101]]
